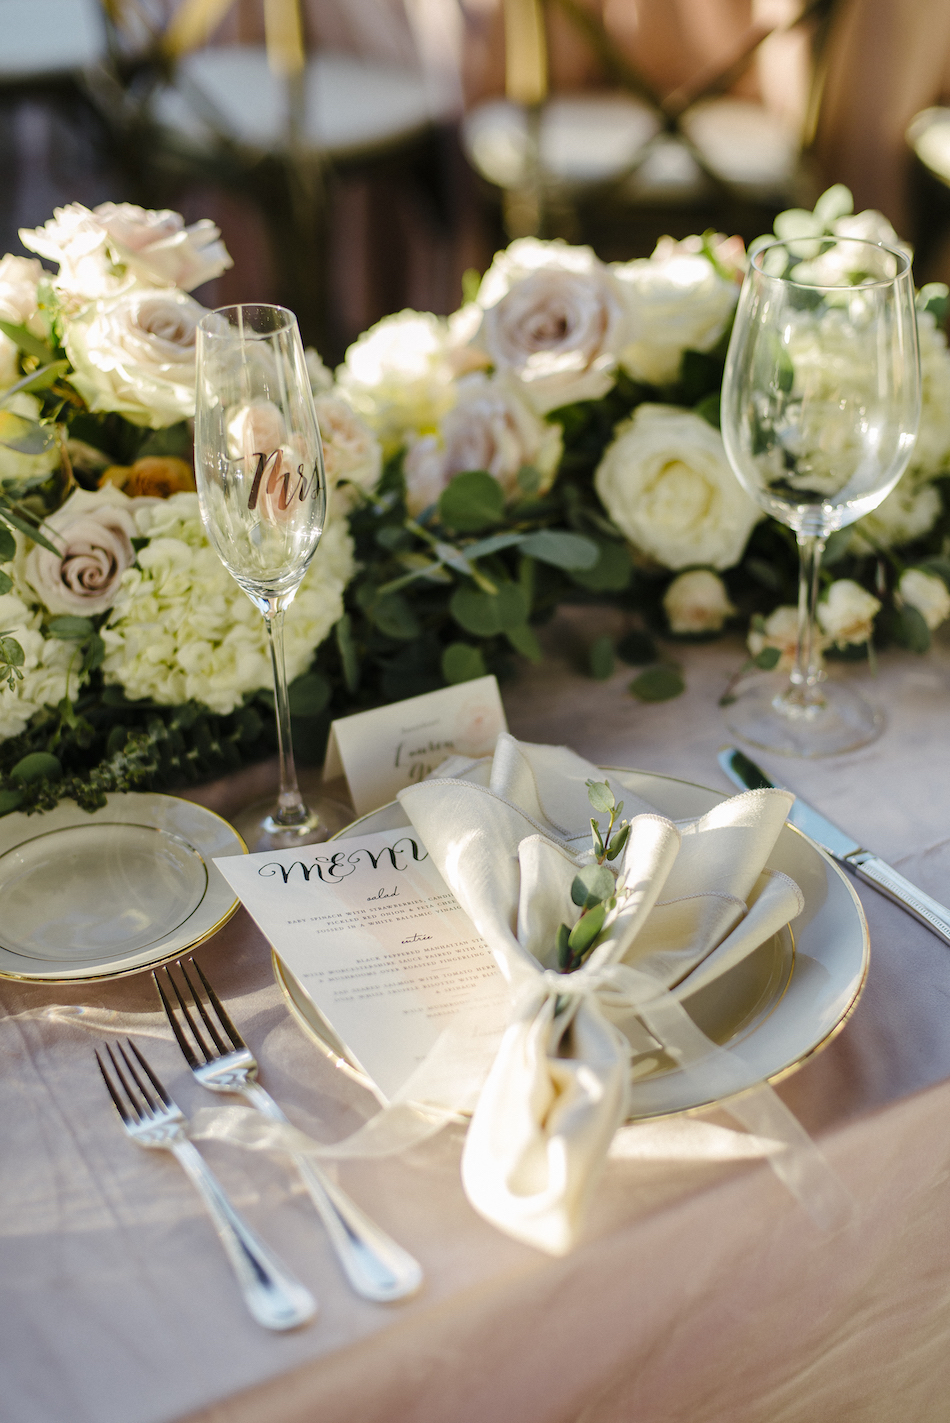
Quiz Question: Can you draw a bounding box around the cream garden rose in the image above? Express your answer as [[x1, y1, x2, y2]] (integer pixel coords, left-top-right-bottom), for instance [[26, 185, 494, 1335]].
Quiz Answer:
[[595, 404, 760, 570], [663, 568, 736, 633], [613, 246, 738, 386], [20, 202, 231, 304], [403, 373, 562, 516], [336, 310, 459, 454], [817, 579, 881, 647], [0, 254, 45, 388], [22, 487, 137, 617], [314, 393, 381, 508], [64, 288, 205, 426], [747, 605, 823, 672], [102, 493, 354, 714], [898, 568, 950, 630], [470, 238, 630, 414]]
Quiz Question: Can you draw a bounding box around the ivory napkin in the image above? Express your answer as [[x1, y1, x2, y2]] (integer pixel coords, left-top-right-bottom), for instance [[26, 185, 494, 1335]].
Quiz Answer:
[[398, 734, 803, 1255]]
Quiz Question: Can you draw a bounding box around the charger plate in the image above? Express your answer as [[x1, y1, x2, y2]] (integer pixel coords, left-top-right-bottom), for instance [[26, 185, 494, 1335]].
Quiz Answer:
[[0, 792, 246, 982], [273, 768, 869, 1118]]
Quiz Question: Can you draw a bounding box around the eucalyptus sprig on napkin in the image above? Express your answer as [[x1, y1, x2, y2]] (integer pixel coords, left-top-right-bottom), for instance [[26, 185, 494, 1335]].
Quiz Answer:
[[557, 780, 631, 974]]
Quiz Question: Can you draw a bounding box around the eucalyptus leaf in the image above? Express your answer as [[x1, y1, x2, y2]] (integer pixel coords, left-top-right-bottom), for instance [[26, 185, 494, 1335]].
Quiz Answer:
[[0, 524, 14, 561], [586, 780, 615, 814], [0, 570, 11, 595], [917, 283, 949, 325], [10, 751, 62, 783], [438, 470, 505, 532], [335, 613, 360, 693], [0, 788, 24, 815], [450, 581, 528, 636], [569, 541, 632, 592], [288, 671, 331, 717], [629, 666, 685, 702], [694, 392, 721, 429], [571, 864, 615, 909], [894, 604, 930, 653], [568, 901, 606, 956], [366, 592, 421, 641], [556, 922, 571, 971], [441, 641, 487, 684], [753, 646, 781, 670], [0, 409, 59, 453], [0, 318, 55, 365], [48, 616, 94, 640], [0, 507, 60, 555], [464, 531, 525, 559], [605, 822, 629, 860], [589, 634, 614, 680], [505, 623, 543, 661], [0, 635, 25, 667], [7, 360, 69, 398], [519, 529, 598, 570]]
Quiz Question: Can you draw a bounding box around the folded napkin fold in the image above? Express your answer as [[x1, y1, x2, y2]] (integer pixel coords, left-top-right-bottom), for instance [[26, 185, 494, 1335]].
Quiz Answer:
[[398, 734, 805, 1254]]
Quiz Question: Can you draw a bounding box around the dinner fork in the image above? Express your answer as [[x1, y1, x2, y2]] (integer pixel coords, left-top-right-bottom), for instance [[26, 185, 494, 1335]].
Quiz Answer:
[[97, 1039, 317, 1331], [154, 959, 423, 1302]]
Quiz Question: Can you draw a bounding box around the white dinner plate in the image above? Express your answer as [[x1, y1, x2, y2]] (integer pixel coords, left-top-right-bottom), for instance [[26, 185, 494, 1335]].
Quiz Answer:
[[0, 792, 247, 981], [273, 769, 869, 1118]]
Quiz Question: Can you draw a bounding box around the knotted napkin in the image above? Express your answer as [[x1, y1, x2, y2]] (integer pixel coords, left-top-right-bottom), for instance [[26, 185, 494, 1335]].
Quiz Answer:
[[396, 733, 809, 1254]]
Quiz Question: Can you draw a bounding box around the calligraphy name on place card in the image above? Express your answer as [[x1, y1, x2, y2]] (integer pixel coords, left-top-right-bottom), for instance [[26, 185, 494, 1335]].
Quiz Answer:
[[322, 675, 507, 816], [214, 830, 505, 1100]]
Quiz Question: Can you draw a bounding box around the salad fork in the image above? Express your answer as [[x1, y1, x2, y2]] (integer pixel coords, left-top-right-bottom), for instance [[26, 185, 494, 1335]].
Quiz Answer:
[[154, 958, 423, 1302], [97, 1039, 317, 1331]]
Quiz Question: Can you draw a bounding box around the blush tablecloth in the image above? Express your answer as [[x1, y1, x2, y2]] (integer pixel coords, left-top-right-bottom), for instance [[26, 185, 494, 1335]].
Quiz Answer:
[[3, 608, 950, 1423]]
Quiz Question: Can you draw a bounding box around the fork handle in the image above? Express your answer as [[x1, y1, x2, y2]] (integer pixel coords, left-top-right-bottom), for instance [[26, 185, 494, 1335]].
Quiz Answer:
[[242, 1083, 423, 1303], [171, 1138, 317, 1330]]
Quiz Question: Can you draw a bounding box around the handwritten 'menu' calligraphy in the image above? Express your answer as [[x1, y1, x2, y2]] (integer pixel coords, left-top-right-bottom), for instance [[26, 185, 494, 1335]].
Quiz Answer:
[[257, 836, 429, 885], [246, 448, 319, 515]]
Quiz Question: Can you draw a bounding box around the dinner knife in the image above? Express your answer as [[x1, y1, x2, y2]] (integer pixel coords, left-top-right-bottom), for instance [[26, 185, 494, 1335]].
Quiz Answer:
[[718, 746, 950, 947]]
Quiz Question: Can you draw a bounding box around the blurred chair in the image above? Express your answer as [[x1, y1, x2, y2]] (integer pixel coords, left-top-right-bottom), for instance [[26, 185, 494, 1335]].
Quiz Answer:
[[460, 0, 826, 247]]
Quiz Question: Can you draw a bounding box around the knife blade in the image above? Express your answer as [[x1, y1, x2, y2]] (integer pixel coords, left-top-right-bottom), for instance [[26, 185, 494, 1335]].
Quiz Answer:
[[718, 746, 950, 947]]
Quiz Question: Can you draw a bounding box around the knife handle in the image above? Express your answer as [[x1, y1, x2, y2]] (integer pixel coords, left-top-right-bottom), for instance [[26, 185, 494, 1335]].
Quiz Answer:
[[846, 852, 950, 947]]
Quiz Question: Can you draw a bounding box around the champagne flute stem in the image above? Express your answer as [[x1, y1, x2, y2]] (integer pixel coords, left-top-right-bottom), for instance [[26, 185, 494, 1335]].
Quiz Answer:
[[264, 604, 307, 826], [786, 532, 827, 710]]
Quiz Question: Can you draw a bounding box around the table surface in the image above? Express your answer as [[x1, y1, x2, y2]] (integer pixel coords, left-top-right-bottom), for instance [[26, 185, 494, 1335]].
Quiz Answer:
[[4, 609, 950, 1423]]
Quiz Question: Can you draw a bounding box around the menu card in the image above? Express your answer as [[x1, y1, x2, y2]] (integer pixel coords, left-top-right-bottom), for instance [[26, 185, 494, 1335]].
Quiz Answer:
[[214, 829, 505, 1100]]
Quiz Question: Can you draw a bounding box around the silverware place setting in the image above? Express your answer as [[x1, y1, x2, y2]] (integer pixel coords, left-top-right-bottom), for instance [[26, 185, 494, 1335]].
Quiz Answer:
[[153, 957, 423, 1303]]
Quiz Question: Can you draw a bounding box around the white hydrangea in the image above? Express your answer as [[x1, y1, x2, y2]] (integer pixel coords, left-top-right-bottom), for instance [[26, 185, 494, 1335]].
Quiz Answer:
[[911, 310, 950, 477], [0, 588, 74, 739], [335, 310, 459, 454], [102, 493, 355, 714]]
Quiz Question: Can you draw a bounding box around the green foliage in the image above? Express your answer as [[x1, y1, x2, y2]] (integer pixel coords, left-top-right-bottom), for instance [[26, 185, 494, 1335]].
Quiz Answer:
[[442, 641, 487, 683], [438, 470, 505, 532], [629, 666, 685, 702], [589, 634, 614, 680]]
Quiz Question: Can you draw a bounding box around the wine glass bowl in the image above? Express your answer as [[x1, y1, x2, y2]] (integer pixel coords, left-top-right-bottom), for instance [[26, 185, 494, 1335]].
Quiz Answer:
[[720, 236, 921, 756], [195, 304, 350, 849]]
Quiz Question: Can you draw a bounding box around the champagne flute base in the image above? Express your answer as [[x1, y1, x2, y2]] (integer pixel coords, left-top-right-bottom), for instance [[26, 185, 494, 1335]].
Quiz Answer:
[[231, 795, 354, 851], [723, 673, 884, 757]]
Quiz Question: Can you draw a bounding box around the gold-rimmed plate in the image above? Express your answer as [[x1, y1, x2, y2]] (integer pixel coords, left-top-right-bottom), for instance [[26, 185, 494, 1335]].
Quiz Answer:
[[273, 768, 869, 1118], [0, 792, 247, 981]]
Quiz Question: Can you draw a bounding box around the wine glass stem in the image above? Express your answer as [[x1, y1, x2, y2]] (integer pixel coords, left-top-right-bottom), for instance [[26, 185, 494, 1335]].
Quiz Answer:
[[264, 604, 307, 826], [787, 531, 827, 709]]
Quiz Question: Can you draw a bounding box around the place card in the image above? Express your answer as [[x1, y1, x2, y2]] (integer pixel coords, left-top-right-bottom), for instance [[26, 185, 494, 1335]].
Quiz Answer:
[[214, 829, 505, 1100], [322, 675, 507, 816]]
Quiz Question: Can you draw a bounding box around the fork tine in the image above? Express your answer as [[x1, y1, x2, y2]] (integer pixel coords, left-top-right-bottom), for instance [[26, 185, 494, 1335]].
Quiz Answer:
[[153, 967, 201, 1068], [127, 1039, 173, 1108], [105, 1042, 146, 1122], [96, 1049, 133, 1123], [188, 957, 246, 1053], [116, 1041, 160, 1117]]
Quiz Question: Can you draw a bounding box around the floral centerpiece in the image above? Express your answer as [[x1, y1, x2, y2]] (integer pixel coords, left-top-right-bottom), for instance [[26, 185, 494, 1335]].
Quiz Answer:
[[2, 187, 949, 815]]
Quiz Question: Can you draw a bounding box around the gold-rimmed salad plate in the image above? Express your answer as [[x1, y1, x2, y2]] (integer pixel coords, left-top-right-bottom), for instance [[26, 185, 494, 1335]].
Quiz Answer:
[[0, 792, 246, 981]]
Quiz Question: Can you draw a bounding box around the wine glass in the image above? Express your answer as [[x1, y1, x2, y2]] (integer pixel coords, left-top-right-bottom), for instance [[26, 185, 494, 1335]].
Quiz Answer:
[[194, 304, 351, 849], [720, 235, 921, 756]]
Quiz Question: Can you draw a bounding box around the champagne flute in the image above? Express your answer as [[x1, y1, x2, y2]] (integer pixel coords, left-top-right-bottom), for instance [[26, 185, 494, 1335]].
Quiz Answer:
[[194, 304, 350, 849], [720, 235, 921, 756]]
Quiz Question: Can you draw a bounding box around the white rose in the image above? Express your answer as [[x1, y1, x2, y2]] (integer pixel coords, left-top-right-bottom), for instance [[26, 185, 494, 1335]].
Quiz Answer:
[[470, 238, 630, 414], [313, 393, 381, 506], [0, 392, 61, 482], [747, 604, 817, 672], [403, 373, 562, 516], [817, 579, 881, 646], [336, 310, 458, 454], [663, 568, 736, 633], [0, 254, 46, 388], [911, 311, 950, 476], [898, 568, 950, 630], [613, 248, 738, 386], [594, 404, 760, 570], [832, 209, 911, 258], [64, 288, 205, 427], [851, 473, 942, 552], [23, 487, 137, 616], [19, 202, 231, 303], [305, 346, 334, 394]]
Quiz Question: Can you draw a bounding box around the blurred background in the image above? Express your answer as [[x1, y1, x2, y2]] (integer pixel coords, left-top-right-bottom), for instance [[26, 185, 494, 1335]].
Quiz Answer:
[[4, 0, 950, 362]]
